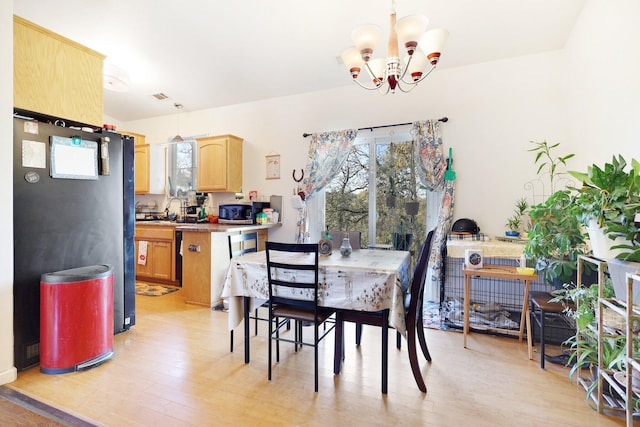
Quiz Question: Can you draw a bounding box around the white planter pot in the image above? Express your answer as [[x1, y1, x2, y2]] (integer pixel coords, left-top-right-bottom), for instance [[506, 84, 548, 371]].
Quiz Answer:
[[586, 219, 629, 260], [607, 258, 640, 303]]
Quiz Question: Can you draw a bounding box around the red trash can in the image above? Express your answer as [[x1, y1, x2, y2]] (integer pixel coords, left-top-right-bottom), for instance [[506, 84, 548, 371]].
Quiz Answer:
[[40, 264, 114, 374]]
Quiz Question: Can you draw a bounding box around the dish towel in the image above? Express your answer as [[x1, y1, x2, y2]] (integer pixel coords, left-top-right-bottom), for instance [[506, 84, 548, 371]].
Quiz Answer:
[[138, 240, 148, 265]]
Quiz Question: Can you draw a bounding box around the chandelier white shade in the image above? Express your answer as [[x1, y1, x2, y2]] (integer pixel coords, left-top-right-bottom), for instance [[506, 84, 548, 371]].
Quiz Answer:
[[341, 2, 448, 94]]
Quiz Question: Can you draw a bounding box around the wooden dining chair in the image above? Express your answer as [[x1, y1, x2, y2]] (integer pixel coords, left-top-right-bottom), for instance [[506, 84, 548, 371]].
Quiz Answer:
[[227, 232, 258, 352], [266, 241, 336, 392], [333, 230, 434, 393]]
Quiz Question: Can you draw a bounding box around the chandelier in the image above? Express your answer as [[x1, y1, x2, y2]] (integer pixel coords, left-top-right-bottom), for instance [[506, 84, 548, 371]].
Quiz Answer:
[[341, 1, 448, 94]]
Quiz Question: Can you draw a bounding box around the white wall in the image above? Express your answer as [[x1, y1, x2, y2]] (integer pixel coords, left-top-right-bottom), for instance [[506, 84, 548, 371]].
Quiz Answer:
[[0, 1, 17, 384], [125, 48, 570, 239], [564, 0, 640, 165]]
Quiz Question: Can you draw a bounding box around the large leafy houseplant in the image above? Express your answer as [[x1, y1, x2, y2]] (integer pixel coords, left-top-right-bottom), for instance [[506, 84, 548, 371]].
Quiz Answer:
[[524, 141, 585, 285], [569, 155, 640, 262], [525, 190, 588, 285]]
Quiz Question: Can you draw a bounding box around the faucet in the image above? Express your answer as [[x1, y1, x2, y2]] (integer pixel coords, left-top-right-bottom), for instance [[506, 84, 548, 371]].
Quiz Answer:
[[165, 197, 183, 219]]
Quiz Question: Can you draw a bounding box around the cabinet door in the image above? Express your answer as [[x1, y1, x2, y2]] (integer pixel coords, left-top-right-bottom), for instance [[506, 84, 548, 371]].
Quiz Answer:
[[182, 232, 212, 306], [135, 240, 153, 278], [14, 16, 104, 126], [256, 229, 268, 252], [197, 139, 228, 191], [134, 145, 150, 194], [196, 135, 243, 192], [152, 242, 173, 280]]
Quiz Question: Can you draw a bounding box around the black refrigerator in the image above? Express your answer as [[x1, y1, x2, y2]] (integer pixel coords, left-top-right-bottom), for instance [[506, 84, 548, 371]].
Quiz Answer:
[[13, 116, 136, 370]]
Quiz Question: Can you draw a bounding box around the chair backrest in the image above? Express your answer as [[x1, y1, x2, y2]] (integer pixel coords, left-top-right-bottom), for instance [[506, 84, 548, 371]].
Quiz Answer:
[[328, 231, 362, 250], [228, 232, 258, 260], [406, 230, 435, 318], [265, 241, 320, 312]]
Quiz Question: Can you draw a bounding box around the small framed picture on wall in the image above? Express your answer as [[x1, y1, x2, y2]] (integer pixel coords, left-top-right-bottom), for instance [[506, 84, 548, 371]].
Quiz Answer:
[[266, 154, 280, 180]]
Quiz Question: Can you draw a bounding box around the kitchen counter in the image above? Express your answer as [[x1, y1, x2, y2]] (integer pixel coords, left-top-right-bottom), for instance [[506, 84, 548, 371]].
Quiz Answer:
[[136, 221, 280, 233], [182, 223, 277, 308]]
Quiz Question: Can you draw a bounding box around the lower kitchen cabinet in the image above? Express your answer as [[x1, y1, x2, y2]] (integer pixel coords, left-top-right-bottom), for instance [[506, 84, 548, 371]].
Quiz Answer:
[[182, 231, 214, 306], [182, 228, 269, 307], [135, 225, 176, 284]]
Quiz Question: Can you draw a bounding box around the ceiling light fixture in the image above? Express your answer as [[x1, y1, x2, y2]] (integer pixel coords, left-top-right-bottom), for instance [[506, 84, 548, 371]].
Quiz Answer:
[[341, 0, 449, 94], [103, 62, 130, 92], [171, 103, 184, 143]]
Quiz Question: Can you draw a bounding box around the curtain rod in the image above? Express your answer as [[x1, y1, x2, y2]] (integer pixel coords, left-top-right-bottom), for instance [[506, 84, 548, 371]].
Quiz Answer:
[[302, 117, 448, 138]]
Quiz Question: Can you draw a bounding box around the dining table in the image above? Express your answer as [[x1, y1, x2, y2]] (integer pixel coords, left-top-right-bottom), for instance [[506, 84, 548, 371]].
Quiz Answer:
[[221, 248, 411, 364]]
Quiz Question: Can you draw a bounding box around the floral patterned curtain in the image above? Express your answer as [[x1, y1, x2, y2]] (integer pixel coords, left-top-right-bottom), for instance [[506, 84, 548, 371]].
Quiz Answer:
[[297, 129, 358, 242], [411, 120, 455, 302]]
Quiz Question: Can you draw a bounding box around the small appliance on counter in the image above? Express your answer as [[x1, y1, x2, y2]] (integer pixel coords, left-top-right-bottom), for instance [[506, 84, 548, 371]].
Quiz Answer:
[[219, 201, 272, 224], [219, 203, 252, 224]]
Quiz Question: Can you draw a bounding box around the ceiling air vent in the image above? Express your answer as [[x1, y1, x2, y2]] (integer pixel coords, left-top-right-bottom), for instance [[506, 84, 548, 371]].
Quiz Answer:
[[152, 93, 169, 101]]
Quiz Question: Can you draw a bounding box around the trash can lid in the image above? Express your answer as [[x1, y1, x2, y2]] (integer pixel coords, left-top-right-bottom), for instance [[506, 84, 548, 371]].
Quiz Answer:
[[41, 264, 113, 283]]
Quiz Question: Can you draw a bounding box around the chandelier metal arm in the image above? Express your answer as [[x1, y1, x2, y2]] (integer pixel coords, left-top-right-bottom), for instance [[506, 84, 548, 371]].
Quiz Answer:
[[349, 61, 387, 91], [352, 78, 385, 91], [399, 63, 437, 86]]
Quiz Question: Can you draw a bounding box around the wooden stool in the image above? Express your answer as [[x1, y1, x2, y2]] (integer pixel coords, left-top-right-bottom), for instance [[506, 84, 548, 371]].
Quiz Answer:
[[528, 291, 575, 369]]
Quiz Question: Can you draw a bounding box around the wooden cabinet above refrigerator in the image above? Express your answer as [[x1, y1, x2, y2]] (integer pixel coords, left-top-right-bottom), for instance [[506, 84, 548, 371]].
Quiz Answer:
[[13, 16, 104, 127]]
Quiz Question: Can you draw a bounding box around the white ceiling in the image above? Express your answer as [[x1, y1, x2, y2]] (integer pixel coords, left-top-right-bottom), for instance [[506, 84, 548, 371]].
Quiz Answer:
[[13, 0, 586, 122]]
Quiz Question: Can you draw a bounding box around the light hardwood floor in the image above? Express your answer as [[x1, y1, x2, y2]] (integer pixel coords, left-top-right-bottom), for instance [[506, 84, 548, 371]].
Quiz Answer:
[[6, 289, 626, 426]]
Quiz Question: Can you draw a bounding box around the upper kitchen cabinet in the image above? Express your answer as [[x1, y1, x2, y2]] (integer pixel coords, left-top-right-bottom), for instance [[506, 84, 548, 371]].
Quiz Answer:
[[134, 144, 150, 194], [196, 135, 243, 192], [13, 16, 104, 127], [128, 131, 166, 195]]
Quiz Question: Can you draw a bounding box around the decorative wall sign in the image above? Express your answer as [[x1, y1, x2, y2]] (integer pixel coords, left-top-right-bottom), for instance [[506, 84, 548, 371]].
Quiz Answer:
[[266, 153, 280, 180]]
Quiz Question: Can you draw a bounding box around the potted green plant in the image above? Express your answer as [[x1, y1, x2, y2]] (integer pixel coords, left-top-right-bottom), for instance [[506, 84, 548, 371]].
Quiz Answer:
[[525, 189, 588, 287], [568, 155, 640, 299], [505, 215, 521, 236], [568, 155, 640, 262], [505, 197, 528, 236]]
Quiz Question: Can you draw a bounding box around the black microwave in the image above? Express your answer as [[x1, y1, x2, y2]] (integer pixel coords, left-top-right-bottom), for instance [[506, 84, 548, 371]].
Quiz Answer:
[[219, 202, 270, 224], [219, 204, 251, 222]]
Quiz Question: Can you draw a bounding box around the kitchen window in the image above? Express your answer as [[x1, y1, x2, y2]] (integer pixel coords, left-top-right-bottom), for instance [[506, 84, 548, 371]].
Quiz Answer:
[[167, 139, 197, 197], [324, 129, 428, 254]]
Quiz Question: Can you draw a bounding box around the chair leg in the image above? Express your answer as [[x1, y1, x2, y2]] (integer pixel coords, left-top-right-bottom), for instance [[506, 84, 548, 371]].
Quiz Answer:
[[314, 321, 319, 392], [416, 321, 432, 362], [540, 308, 546, 369], [406, 320, 427, 393], [275, 316, 281, 363], [230, 330, 234, 353], [268, 313, 273, 381], [254, 308, 259, 335], [382, 311, 389, 394], [355, 323, 363, 345]]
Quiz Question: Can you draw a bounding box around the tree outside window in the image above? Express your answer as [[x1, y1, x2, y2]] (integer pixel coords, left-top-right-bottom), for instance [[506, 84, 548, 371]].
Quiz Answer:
[[325, 135, 427, 259]]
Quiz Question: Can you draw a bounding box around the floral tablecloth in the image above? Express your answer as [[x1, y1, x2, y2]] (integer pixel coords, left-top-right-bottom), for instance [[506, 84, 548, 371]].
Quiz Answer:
[[221, 249, 410, 335]]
